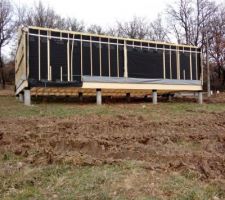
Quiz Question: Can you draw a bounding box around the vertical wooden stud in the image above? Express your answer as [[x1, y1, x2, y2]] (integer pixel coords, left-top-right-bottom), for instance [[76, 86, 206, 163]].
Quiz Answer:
[[163, 45, 166, 79], [190, 47, 192, 80], [47, 32, 50, 81], [60, 66, 63, 82], [81, 35, 83, 76], [117, 39, 119, 77], [71, 34, 75, 81], [124, 41, 128, 78], [90, 36, 93, 76], [99, 38, 102, 76], [170, 46, 172, 79], [38, 29, 41, 80], [108, 38, 111, 77], [67, 34, 70, 81], [196, 50, 198, 80]]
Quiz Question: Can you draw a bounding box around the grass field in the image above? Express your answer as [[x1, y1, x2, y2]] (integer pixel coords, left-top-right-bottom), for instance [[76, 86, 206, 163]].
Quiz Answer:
[[0, 92, 225, 200]]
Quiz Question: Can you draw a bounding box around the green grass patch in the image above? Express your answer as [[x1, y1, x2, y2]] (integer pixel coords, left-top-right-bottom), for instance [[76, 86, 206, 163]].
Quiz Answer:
[[161, 174, 225, 200], [1, 96, 225, 119]]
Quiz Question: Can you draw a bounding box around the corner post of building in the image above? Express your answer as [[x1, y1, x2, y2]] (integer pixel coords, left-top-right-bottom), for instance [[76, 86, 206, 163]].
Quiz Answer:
[[78, 92, 83, 102], [126, 93, 131, 103], [24, 89, 31, 106], [19, 93, 24, 102], [152, 90, 157, 104], [96, 89, 102, 105], [198, 91, 203, 104]]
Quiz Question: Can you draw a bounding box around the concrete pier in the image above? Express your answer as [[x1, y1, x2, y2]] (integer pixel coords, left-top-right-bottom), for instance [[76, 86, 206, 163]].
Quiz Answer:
[[96, 89, 102, 105], [78, 92, 83, 102], [126, 93, 131, 103], [24, 90, 31, 106], [152, 90, 157, 104], [19, 93, 24, 102], [198, 91, 203, 104]]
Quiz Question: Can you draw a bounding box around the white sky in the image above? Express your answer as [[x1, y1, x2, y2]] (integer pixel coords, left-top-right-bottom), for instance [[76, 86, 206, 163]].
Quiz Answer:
[[15, 0, 174, 27]]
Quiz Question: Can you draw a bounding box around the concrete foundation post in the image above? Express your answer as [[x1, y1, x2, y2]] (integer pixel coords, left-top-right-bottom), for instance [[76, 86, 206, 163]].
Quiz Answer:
[[96, 89, 102, 105], [168, 94, 172, 102], [126, 93, 131, 103], [152, 90, 157, 104], [78, 92, 83, 102], [19, 93, 24, 102], [198, 91, 203, 104], [24, 90, 31, 106]]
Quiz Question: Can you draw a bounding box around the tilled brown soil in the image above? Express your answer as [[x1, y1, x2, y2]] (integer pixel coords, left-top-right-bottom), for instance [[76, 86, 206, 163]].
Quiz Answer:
[[0, 110, 225, 181]]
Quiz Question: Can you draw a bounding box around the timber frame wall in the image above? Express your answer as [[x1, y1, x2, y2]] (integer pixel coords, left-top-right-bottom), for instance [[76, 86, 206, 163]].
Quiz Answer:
[[15, 26, 203, 96]]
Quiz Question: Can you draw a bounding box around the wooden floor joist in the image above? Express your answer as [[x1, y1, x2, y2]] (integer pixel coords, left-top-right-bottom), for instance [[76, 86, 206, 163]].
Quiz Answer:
[[30, 87, 179, 97]]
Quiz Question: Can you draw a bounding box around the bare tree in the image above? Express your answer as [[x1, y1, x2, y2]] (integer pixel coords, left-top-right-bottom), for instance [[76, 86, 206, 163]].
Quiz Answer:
[[65, 17, 85, 32], [0, 0, 15, 89], [115, 16, 149, 39], [148, 15, 169, 42], [208, 6, 225, 85], [166, 0, 217, 46], [87, 24, 105, 35], [21, 1, 64, 29]]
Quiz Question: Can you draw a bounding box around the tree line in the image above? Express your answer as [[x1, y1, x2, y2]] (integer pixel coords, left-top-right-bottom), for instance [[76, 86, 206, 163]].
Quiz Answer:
[[0, 0, 225, 90]]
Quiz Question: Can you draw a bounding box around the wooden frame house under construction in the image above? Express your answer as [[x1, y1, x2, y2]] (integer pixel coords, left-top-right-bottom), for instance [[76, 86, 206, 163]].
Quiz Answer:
[[15, 26, 203, 105]]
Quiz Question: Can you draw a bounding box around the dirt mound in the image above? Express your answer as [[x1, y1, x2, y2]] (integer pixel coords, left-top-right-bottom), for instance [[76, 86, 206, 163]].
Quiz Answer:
[[1, 111, 225, 180], [0, 85, 14, 96], [206, 92, 225, 103]]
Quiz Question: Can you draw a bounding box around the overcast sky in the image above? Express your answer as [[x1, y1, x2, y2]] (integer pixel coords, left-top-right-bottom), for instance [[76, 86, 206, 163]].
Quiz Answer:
[[15, 0, 175, 27]]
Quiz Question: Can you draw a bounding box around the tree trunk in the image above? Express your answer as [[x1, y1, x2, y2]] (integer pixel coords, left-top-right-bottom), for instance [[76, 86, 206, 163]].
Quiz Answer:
[[222, 69, 225, 87], [0, 49, 5, 89], [0, 68, 5, 89]]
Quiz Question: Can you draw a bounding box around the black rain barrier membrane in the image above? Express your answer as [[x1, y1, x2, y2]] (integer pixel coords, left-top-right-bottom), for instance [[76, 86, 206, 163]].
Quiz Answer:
[[28, 28, 202, 88], [180, 52, 190, 80], [92, 42, 100, 76], [128, 47, 164, 79], [50, 38, 67, 81]]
